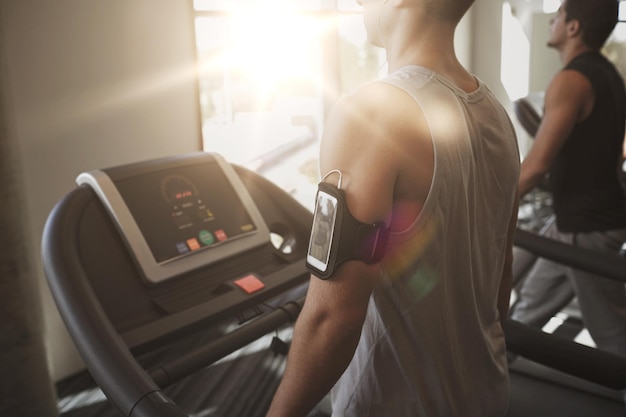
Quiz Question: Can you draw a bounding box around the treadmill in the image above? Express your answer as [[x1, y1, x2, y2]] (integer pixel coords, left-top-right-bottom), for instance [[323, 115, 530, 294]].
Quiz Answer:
[[43, 151, 626, 417], [43, 152, 312, 417]]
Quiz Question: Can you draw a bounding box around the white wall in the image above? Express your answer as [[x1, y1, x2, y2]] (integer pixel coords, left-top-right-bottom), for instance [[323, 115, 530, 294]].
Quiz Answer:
[[0, 0, 201, 380], [456, 9, 473, 70], [529, 12, 561, 93], [469, 0, 510, 108], [468, 1, 563, 158]]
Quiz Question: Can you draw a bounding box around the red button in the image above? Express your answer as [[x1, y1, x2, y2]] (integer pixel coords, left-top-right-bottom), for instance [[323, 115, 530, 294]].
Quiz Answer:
[[233, 274, 265, 294]]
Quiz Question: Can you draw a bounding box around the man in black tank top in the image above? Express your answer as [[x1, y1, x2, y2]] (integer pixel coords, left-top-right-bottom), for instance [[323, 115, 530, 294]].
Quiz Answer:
[[552, 51, 626, 231], [512, 0, 626, 361]]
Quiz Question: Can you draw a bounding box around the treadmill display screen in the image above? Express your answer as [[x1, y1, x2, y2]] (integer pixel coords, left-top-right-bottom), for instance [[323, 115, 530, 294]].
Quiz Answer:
[[114, 162, 257, 264]]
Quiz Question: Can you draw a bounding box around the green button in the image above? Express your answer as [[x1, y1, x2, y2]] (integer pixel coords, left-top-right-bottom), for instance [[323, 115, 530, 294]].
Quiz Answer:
[[199, 230, 215, 245]]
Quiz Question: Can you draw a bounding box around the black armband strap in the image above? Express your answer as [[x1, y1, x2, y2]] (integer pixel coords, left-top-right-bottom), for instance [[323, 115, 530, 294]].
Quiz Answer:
[[306, 180, 388, 280]]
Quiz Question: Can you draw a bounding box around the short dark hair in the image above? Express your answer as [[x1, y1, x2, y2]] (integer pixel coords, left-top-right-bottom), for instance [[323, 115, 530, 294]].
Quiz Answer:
[[563, 0, 619, 49]]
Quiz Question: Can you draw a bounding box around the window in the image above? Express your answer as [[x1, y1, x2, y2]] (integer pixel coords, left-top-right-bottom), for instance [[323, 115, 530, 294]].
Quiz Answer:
[[603, 2, 626, 80], [192, 1, 386, 209]]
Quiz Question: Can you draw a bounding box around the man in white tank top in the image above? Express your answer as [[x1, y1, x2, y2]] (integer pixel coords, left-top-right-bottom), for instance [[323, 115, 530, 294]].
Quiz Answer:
[[266, 1, 520, 416]]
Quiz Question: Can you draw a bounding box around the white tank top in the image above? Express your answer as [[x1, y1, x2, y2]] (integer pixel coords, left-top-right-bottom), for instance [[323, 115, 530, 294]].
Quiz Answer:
[[331, 66, 520, 417]]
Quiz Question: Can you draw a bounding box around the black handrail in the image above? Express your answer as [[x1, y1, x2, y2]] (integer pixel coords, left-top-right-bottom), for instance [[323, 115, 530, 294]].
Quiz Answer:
[[504, 320, 626, 390], [514, 228, 626, 283], [149, 298, 303, 389], [42, 187, 187, 417]]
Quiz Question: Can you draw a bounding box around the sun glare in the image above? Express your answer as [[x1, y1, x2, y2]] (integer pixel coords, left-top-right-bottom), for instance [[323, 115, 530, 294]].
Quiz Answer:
[[216, 4, 327, 102]]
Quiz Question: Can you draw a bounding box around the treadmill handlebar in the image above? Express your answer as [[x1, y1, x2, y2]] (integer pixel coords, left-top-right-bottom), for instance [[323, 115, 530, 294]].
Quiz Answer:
[[514, 228, 626, 283], [42, 187, 188, 417], [129, 392, 188, 417], [505, 319, 626, 390], [149, 299, 304, 389]]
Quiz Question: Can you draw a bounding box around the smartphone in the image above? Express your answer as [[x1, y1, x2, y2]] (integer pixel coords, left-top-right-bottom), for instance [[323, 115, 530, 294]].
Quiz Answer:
[[307, 189, 338, 273]]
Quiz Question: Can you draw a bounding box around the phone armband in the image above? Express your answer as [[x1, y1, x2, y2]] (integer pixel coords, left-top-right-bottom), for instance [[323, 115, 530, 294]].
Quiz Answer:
[[306, 180, 388, 280]]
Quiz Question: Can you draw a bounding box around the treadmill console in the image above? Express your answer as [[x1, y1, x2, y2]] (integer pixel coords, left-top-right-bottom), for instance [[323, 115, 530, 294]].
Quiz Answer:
[[77, 152, 270, 285]]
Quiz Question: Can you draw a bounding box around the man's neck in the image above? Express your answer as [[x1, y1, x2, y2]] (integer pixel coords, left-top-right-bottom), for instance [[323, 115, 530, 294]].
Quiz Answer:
[[381, 11, 476, 91], [560, 42, 595, 66], [385, 29, 477, 93], [386, 25, 457, 73]]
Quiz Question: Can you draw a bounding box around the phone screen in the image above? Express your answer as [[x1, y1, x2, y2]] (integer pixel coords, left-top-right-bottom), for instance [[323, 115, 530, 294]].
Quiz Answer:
[[307, 190, 338, 272]]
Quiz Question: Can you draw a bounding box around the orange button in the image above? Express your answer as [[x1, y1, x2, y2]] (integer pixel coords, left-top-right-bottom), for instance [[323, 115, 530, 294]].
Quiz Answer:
[[186, 238, 200, 250], [233, 274, 265, 294]]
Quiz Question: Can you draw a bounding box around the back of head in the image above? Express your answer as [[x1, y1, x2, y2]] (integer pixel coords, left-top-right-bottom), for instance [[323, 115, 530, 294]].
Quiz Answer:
[[424, 0, 475, 24], [564, 0, 618, 49]]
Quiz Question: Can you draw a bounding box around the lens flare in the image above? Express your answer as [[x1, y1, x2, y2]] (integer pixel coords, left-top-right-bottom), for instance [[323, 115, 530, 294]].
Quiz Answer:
[[382, 217, 439, 298]]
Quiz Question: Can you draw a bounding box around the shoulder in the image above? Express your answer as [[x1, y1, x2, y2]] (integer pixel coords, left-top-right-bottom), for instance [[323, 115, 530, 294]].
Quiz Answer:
[[551, 67, 592, 89], [537, 68, 594, 129], [321, 81, 430, 167], [318, 80, 434, 225], [331, 81, 415, 120], [320, 83, 412, 174], [567, 52, 625, 93], [545, 69, 593, 106], [325, 81, 427, 143]]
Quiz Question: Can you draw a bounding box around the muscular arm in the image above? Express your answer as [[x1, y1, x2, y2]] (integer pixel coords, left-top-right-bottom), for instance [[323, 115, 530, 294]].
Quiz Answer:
[[519, 70, 594, 196], [266, 83, 431, 417], [265, 261, 379, 417]]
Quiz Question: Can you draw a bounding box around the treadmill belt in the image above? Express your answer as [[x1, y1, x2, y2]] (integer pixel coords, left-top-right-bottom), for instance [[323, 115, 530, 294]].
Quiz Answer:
[[57, 330, 296, 417]]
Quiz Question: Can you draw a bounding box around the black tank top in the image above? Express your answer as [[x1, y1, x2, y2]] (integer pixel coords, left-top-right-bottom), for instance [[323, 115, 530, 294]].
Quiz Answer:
[[550, 51, 626, 232]]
